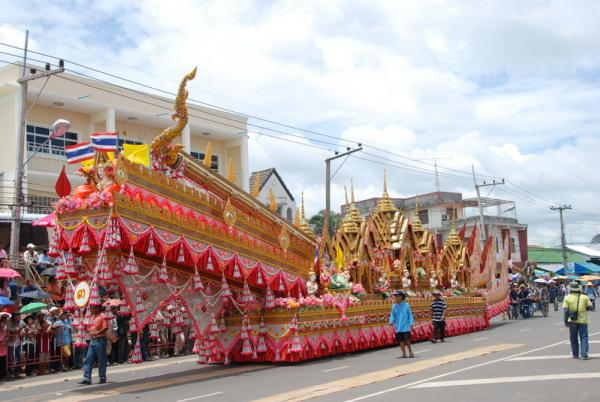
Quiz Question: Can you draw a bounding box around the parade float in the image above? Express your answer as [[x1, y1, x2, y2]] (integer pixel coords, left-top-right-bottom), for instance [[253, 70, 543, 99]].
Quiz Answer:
[[48, 68, 509, 364]]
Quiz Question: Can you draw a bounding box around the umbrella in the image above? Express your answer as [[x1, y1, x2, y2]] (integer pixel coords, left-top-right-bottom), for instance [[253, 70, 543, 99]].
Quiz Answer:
[[40, 267, 57, 276], [0, 268, 21, 278], [20, 289, 50, 299], [580, 275, 600, 282], [20, 302, 47, 315], [32, 212, 56, 227], [0, 295, 14, 306]]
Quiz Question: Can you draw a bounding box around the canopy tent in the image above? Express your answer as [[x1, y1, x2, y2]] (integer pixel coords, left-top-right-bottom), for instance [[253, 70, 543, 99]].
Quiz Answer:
[[555, 262, 600, 276]]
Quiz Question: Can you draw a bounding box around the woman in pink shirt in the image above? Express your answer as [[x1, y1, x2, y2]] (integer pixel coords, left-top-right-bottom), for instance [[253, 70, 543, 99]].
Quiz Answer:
[[0, 312, 9, 381]]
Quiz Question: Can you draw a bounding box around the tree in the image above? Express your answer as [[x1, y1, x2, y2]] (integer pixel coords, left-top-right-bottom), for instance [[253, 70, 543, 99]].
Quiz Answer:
[[592, 234, 600, 244], [308, 209, 343, 235]]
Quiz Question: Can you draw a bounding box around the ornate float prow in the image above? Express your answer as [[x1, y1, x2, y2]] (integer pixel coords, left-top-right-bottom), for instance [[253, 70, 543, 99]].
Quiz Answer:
[[151, 67, 197, 168]]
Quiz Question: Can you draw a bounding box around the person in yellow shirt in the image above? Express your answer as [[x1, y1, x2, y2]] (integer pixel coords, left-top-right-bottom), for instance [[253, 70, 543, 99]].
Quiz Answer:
[[563, 282, 592, 360]]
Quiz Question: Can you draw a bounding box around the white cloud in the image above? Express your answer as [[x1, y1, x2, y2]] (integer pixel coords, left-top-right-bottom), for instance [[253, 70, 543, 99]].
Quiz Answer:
[[1, 0, 600, 245]]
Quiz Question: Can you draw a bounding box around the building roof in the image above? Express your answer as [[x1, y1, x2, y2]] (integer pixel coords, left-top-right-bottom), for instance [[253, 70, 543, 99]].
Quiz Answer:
[[528, 247, 588, 264], [566, 244, 600, 258], [249, 168, 295, 201]]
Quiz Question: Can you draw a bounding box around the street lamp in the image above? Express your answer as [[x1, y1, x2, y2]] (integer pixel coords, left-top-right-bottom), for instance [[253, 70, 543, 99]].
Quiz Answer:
[[23, 119, 71, 165]]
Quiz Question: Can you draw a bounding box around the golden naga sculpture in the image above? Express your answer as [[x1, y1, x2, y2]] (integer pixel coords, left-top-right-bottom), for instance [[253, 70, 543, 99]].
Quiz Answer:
[[151, 67, 197, 167]]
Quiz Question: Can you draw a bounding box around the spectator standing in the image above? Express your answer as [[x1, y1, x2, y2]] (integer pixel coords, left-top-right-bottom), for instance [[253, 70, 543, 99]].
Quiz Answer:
[[7, 278, 19, 302], [53, 311, 72, 371], [585, 283, 596, 311], [7, 312, 22, 378], [38, 249, 53, 272], [430, 290, 447, 343], [116, 311, 130, 364], [509, 284, 520, 319], [563, 282, 592, 360], [79, 305, 108, 385], [20, 314, 38, 376], [0, 244, 7, 261], [0, 312, 9, 382], [519, 284, 531, 319], [388, 290, 414, 358], [46, 279, 64, 307], [36, 312, 52, 375]]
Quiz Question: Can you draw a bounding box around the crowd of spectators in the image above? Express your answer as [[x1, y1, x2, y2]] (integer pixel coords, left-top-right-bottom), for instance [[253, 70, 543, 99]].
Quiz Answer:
[[0, 244, 196, 383]]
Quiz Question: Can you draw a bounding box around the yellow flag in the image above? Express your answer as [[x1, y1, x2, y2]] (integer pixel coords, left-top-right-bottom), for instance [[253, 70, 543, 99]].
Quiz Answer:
[[336, 247, 344, 270], [123, 144, 150, 167]]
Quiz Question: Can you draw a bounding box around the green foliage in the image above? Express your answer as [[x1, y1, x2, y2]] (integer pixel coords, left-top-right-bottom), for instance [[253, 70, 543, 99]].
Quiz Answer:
[[308, 209, 342, 235]]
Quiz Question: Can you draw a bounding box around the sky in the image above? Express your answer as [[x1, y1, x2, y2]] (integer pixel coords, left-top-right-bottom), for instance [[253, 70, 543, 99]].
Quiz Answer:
[[1, 0, 599, 246]]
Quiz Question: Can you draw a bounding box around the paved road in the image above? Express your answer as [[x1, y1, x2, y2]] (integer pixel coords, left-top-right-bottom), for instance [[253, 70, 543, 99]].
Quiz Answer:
[[1, 307, 598, 402]]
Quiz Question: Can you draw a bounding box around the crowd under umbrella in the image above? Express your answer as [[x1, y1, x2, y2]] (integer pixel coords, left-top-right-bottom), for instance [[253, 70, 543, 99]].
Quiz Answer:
[[20, 289, 50, 300], [19, 301, 47, 315], [0, 267, 21, 278]]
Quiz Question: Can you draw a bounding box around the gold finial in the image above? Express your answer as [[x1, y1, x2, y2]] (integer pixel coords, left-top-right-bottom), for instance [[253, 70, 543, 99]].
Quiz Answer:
[[268, 188, 277, 212], [344, 186, 349, 205], [251, 172, 261, 198], [293, 207, 300, 227], [299, 191, 315, 239], [383, 168, 389, 197], [376, 168, 397, 214], [413, 195, 422, 229], [351, 178, 356, 203], [301, 191, 306, 219], [227, 158, 236, 183], [202, 142, 212, 168]]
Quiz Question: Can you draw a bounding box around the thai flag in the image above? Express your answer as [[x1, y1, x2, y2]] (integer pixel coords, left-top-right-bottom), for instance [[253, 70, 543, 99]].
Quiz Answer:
[[90, 132, 118, 152], [65, 141, 94, 164]]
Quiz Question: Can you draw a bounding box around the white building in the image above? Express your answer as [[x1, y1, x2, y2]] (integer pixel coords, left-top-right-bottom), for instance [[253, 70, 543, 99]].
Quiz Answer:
[[249, 168, 296, 223]]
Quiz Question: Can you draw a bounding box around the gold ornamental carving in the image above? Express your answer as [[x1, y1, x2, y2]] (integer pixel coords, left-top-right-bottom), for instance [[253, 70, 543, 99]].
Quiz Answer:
[[278, 225, 290, 252], [114, 159, 128, 186], [223, 197, 237, 228]]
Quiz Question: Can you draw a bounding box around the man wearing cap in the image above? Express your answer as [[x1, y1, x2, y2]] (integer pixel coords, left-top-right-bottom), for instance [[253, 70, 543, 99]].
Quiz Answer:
[[563, 282, 593, 360], [585, 283, 597, 311], [388, 290, 415, 358], [79, 305, 108, 385], [430, 290, 447, 343], [22, 243, 39, 272]]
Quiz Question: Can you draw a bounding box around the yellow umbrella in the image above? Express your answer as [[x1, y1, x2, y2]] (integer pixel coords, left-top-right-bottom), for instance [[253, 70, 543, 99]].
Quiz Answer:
[[580, 275, 600, 281]]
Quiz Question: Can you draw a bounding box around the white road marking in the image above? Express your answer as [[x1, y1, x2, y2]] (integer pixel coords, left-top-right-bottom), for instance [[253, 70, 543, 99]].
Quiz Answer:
[[554, 322, 563, 325], [343, 331, 600, 402], [590, 340, 600, 344], [411, 372, 600, 388], [414, 348, 432, 353], [323, 366, 351, 372], [508, 354, 600, 361], [474, 337, 489, 342], [519, 328, 532, 332], [176, 392, 225, 402]]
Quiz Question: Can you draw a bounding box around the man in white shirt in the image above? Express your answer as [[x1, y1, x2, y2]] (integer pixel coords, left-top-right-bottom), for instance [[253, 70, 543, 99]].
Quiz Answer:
[[22, 243, 39, 272]]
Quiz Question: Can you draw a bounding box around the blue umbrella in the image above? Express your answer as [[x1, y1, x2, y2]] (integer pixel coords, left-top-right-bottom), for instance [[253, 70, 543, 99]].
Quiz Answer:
[[20, 289, 50, 299], [0, 295, 14, 306]]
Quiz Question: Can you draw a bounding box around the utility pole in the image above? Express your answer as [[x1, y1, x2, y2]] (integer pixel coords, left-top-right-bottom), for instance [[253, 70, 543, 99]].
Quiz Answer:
[[324, 146, 362, 237], [9, 30, 64, 262], [551, 205, 572, 274], [472, 165, 504, 242]]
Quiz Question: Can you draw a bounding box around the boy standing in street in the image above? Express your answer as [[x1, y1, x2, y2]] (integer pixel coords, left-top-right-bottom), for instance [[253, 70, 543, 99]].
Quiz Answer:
[[388, 290, 414, 358], [430, 290, 447, 343]]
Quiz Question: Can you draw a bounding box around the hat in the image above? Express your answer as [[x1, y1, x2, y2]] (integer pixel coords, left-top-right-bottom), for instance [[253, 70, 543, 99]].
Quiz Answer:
[[26, 243, 36, 248], [0, 312, 11, 319], [393, 290, 406, 297], [432, 289, 442, 296], [49, 306, 60, 313], [586, 282, 594, 286], [569, 282, 582, 292]]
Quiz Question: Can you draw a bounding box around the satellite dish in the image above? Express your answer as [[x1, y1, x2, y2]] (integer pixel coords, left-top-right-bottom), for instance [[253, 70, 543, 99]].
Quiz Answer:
[[49, 119, 71, 139]]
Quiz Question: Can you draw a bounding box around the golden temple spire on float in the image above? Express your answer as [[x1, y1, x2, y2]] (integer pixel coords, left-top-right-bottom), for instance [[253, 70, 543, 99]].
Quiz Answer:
[[268, 188, 277, 212], [293, 207, 300, 227], [202, 142, 213, 168], [299, 191, 316, 239], [251, 172, 261, 198], [340, 179, 362, 234], [446, 205, 462, 246], [376, 169, 397, 214], [412, 195, 423, 230], [227, 158, 236, 183]]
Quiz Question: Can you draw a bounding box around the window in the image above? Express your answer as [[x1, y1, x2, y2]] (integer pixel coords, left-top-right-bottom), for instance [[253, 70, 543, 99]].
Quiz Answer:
[[26, 124, 78, 157], [118, 139, 143, 152], [510, 237, 516, 253], [418, 209, 429, 224], [26, 195, 57, 215], [190, 151, 219, 171]]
